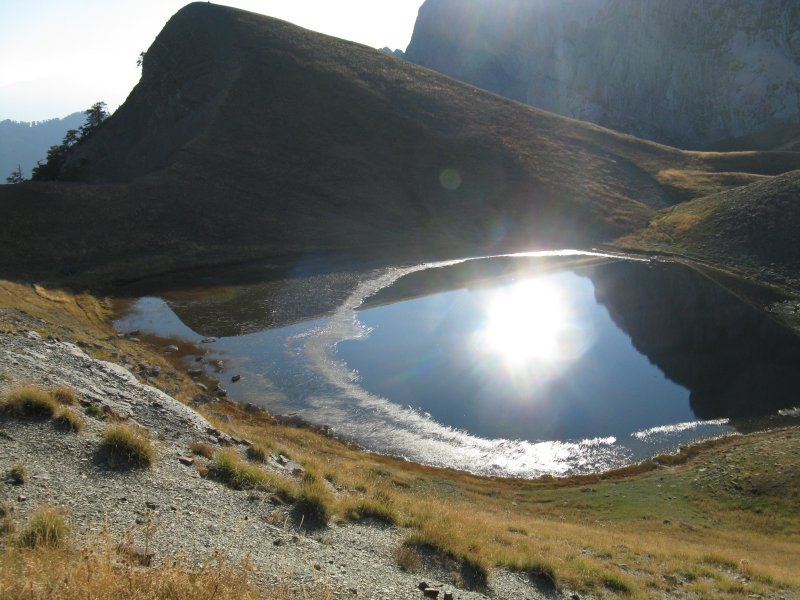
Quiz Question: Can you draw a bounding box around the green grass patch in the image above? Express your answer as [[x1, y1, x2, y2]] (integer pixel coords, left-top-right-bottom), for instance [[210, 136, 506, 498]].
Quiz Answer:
[[99, 424, 155, 469], [1, 384, 57, 419], [83, 403, 105, 419], [18, 506, 69, 549]]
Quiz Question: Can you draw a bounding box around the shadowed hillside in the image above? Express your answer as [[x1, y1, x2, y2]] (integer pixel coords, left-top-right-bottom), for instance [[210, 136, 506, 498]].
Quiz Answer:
[[1, 2, 798, 285], [618, 170, 800, 291]]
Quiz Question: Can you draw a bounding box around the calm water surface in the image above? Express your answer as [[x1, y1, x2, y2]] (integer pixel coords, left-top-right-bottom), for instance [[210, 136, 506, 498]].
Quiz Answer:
[[114, 253, 800, 477]]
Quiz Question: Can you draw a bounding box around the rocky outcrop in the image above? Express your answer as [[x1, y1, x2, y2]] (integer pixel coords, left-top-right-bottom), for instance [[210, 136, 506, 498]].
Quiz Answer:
[[405, 0, 800, 149]]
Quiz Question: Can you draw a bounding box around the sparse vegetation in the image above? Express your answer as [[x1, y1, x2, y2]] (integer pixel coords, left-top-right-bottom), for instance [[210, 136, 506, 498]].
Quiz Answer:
[[296, 481, 334, 525], [53, 407, 85, 433], [246, 443, 270, 463], [0, 501, 14, 537], [0, 538, 331, 599], [0, 384, 57, 419], [51, 385, 78, 405], [189, 440, 215, 459], [507, 557, 559, 589], [99, 424, 155, 468], [84, 403, 105, 419], [213, 448, 269, 490], [8, 463, 27, 485], [342, 498, 398, 525], [18, 506, 69, 549], [603, 573, 633, 595], [393, 545, 421, 572]]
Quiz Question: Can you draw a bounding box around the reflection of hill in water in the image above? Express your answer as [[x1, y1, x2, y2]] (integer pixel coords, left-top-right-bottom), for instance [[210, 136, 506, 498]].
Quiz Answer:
[[125, 256, 383, 337], [591, 261, 800, 420]]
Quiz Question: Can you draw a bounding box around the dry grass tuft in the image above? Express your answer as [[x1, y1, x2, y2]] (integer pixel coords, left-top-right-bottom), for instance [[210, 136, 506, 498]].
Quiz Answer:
[[507, 556, 559, 589], [342, 498, 398, 525], [393, 545, 421, 572], [99, 424, 155, 468], [53, 407, 85, 433], [297, 481, 334, 525], [246, 443, 270, 463], [18, 506, 69, 549], [1, 384, 57, 419], [0, 500, 15, 537], [213, 448, 269, 490], [50, 385, 79, 405], [189, 440, 216, 459], [0, 536, 333, 599], [8, 463, 27, 485]]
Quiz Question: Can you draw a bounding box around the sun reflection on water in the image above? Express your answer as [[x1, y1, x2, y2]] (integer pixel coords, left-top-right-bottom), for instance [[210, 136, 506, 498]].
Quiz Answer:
[[478, 277, 591, 375]]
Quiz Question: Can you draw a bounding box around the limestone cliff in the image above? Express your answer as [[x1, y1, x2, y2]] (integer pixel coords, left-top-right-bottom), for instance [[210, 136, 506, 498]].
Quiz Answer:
[[405, 0, 800, 149]]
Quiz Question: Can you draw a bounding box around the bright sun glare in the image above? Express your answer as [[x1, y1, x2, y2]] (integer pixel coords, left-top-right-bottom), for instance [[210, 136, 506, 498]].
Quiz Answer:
[[481, 278, 574, 367]]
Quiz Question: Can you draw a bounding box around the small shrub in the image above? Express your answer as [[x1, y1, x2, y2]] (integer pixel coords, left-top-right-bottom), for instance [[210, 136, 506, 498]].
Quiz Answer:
[[18, 506, 69, 549], [53, 407, 85, 433], [369, 467, 391, 478], [84, 403, 105, 419], [99, 424, 155, 469], [189, 441, 215, 459], [393, 545, 421, 572], [246, 443, 270, 463], [297, 481, 334, 525], [50, 386, 78, 406], [0, 385, 57, 419], [9, 464, 27, 485], [323, 472, 339, 485], [212, 448, 268, 490]]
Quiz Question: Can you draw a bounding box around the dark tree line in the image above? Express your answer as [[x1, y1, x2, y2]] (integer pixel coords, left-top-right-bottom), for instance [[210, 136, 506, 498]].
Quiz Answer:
[[5, 101, 110, 183]]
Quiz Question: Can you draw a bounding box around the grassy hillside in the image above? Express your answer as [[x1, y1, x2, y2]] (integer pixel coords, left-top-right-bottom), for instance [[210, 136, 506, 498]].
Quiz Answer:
[[617, 170, 800, 291], [1, 3, 799, 285]]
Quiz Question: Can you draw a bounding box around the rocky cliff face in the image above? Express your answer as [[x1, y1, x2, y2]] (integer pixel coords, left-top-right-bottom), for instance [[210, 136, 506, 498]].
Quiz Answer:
[[405, 0, 800, 149]]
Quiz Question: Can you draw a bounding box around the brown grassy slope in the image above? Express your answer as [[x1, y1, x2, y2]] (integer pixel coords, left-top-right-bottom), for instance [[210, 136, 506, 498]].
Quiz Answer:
[[2, 2, 800, 284], [617, 170, 800, 290]]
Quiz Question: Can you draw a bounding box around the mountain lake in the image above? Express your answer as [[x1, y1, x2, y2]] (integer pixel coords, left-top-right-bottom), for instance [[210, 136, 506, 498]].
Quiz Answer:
[[113, 251, 800, 477]]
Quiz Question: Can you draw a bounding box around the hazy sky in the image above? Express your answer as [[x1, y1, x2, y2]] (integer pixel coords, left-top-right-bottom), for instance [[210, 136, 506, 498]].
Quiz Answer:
[[0, 0, 424, 122]]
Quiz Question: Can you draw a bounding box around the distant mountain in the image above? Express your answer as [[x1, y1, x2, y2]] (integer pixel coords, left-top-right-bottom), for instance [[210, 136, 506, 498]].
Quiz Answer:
[[1, 2, 798, 285], [379, 47, 405, 59], [0, 113, 84, 179], [405, 0, 800, 149]]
